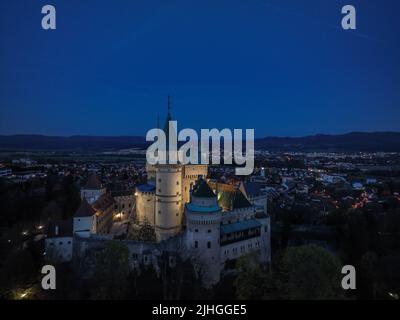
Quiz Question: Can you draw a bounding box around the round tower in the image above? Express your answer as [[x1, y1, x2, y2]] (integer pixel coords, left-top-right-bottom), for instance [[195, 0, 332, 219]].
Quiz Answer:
[[155, 164, 183, 241], [185, 178, 222, 286]]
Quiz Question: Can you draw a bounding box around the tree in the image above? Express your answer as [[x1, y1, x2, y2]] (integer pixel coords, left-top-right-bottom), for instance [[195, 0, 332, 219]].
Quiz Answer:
[[128, 221, 156, 242], [234, 253, 275, 300], [276, 244, 344, 300], [159, 252, 206, 300], [127, 266, 163, 300], [89, 241, 130, 299], [0, 249, 36, 299]]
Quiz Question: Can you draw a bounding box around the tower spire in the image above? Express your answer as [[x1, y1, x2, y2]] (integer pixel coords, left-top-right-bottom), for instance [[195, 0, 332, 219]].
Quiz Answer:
[[164, 94, 173, 131], [167, 94, 171, 117]]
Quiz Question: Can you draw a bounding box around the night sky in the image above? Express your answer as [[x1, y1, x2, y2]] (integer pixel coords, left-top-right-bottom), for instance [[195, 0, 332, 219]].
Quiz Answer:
[[0, 0, 399, 137]]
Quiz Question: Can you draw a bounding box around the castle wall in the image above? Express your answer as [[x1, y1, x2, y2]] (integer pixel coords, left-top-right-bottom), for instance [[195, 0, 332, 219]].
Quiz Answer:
[[45, 236, 73, 263], [73, 216, 96, 237], [220, 236, 263, 263], [185, 194, 222, 286], [136, 191, 155, 225], [113, 194, 134, 221]]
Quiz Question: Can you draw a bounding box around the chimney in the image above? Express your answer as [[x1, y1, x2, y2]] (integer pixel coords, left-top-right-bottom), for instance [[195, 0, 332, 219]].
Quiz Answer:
[[55, 225, 59, 236]]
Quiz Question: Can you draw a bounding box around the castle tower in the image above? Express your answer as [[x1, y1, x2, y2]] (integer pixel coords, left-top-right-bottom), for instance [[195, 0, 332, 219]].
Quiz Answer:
[[155, 164, 183, 241], [155, 96, 183, 241], [80, 172, 106, 204], [185, 177, 222, 286]]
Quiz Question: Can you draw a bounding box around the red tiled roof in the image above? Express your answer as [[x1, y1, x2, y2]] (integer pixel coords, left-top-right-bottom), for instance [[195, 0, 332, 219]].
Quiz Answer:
[[84, 172, 102, 189], [75, 199, 96, 217], [93, 193, 115, 211]]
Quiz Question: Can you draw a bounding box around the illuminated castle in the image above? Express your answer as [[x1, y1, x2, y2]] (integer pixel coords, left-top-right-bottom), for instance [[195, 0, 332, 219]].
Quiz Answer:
[[46, 96, 271, 287], [135, 96, 207, 241]]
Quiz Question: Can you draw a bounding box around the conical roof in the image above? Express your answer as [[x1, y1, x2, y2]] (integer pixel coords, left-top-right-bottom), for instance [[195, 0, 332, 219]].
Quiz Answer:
[[192, 178, 215, 198], [84, 172, 102, 189], [231, 188, 252, 209], [75, 198, 96, 217]]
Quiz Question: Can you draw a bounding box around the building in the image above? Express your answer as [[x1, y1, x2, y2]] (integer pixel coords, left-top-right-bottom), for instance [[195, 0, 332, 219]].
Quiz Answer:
[[45, 220, 73, 263], [80, 172, 106, 204], [92, 193, 115, 234], [46, 98, 271, 287], [135, 101, 208, 241], [0, 168, 12, 177], [185, 178, 270, 285], [73, 199, 97, 237], [112, 190, 135, 221]]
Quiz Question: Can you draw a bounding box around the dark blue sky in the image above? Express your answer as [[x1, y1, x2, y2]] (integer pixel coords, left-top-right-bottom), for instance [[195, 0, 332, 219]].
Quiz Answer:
[[0, 0, 399, 137]]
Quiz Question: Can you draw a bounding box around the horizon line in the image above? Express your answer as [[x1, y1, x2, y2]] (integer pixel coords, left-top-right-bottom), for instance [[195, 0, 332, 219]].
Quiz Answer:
[[1, 130, 400, 139]]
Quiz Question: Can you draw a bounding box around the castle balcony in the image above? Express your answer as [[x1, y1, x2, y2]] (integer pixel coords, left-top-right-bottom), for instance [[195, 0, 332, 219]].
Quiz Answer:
[[220, 219, 261, 246]]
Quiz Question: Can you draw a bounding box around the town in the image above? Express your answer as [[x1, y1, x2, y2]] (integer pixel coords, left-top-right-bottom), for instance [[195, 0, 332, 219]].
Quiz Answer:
[[1, 133, 399, 299]]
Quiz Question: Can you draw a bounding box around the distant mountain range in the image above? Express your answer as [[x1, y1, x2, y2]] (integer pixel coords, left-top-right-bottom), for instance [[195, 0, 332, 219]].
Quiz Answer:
[[0, 135, 147, 152], [0, 132, 400, 152], [255, 132, 400, 152]]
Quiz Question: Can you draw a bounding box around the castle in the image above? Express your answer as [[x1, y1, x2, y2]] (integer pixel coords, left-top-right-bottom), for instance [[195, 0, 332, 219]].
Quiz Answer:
[[45, 99, 271, 286]]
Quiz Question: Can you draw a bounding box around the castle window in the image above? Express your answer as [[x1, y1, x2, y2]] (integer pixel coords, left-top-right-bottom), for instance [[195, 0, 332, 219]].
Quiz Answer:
[[207, 241, 211, 249], [176, 213, 179, 216], [195, 229, 198, 233], [176, 181, 179, 185], [158, 189, 161, 193], [208, 229, 211, 233], [194, 241, 198, 249], [158, 210, 161, 214]]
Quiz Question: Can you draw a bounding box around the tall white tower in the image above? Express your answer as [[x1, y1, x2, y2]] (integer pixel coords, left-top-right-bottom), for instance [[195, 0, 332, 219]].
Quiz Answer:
[[155, 164, 183, 241], [154, 96, 183, 242]]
